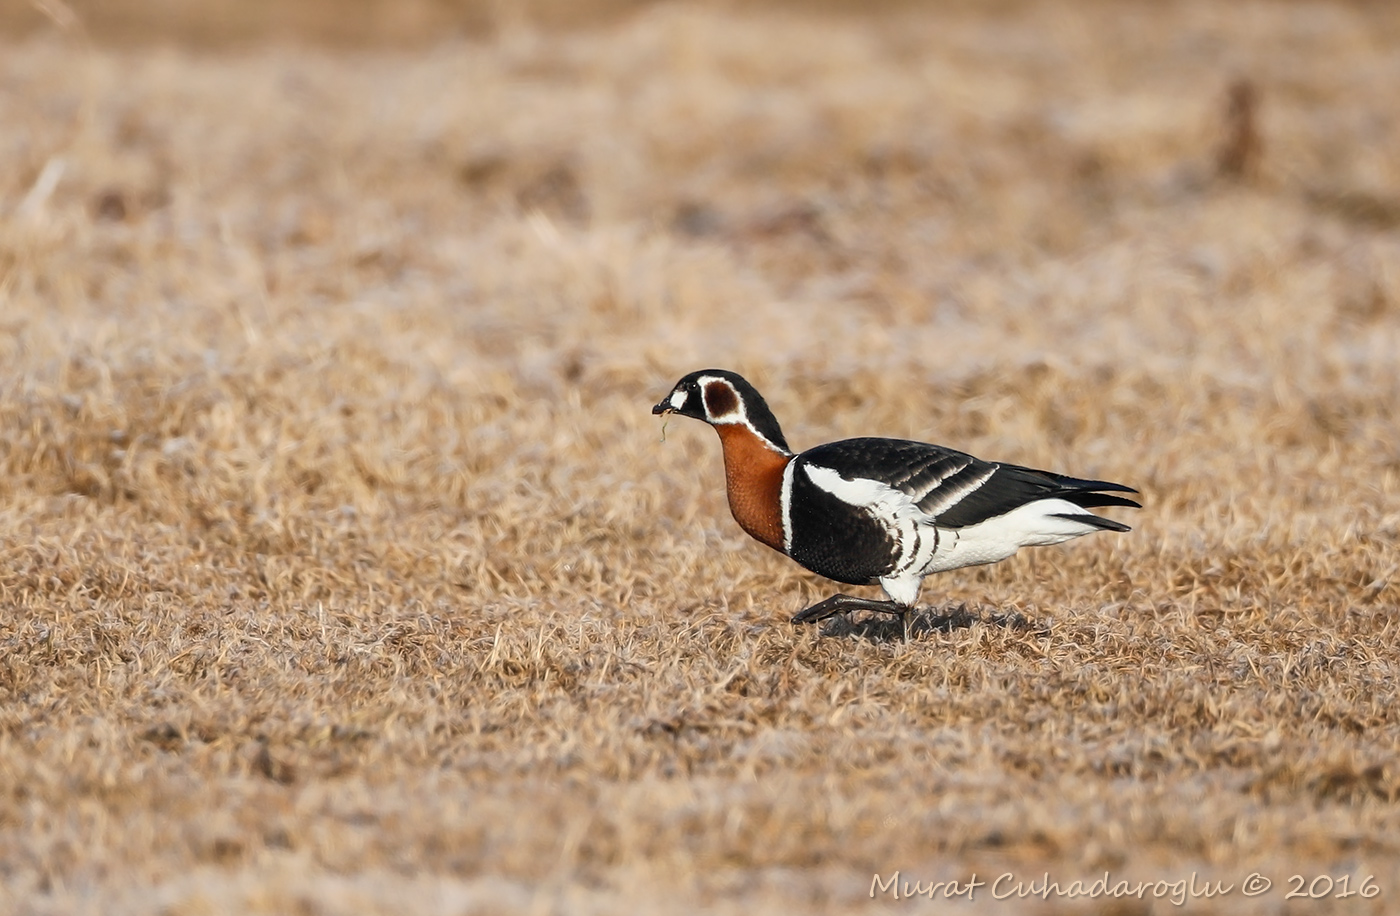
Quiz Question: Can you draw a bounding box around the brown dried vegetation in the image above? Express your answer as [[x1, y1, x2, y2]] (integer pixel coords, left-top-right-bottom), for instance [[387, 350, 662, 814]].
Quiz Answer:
[[2, 1, 1400, 913]]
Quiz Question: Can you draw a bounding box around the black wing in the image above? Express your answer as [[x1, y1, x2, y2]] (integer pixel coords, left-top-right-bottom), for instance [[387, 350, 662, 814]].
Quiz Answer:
[[799, 437, 1140, 529]]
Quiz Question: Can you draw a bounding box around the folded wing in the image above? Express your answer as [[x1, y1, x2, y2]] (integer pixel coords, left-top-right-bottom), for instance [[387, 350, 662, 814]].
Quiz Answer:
[[799, 438, 1140, 530]]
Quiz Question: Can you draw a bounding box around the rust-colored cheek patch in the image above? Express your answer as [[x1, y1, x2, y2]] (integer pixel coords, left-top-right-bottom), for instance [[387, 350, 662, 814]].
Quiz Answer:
[[715, 424, 790, 553], [703, 381, 739, 419]]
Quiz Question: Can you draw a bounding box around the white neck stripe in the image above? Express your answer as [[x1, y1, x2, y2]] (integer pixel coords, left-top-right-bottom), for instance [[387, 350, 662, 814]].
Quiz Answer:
[[699, 377, 790, 455], [780, 459, 798, 554]]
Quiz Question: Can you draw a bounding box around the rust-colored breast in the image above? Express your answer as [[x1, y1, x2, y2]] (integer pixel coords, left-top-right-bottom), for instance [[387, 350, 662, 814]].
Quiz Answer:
[[715, 424, 791, 553]]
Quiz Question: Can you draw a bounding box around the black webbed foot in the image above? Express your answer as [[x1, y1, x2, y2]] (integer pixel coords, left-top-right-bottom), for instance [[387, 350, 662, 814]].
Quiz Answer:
[[791, 593, 909, 625]]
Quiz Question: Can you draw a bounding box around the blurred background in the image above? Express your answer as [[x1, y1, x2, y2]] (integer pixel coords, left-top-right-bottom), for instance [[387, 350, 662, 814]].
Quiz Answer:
[[10, 0, 943, 45]]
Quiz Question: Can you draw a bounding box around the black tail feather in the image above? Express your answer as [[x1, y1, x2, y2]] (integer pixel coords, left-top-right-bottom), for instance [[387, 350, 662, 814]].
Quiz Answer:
[[1061, 491, 1142, 511], [928, 462, 1140, 530], [1039, 469, 1141, 512], [1041, 471, 1139, 495], [1052, 512, 1132, 533]]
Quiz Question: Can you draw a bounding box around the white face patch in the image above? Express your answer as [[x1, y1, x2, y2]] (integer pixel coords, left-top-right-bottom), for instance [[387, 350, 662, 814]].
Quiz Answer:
[[669, 389, 686, 410]]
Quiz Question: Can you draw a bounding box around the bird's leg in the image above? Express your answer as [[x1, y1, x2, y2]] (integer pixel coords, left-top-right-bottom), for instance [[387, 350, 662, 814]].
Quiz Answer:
[[791, 594, 907, 625]]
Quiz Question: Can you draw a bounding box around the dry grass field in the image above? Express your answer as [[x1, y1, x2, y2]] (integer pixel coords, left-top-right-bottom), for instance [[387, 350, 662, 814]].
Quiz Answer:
[[3, 1, 1400, 913]]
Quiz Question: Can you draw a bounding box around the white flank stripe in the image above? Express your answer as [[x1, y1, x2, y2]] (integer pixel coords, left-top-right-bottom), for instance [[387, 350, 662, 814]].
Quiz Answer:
[[923, 498, 1107, 573], [804, 464, 913, 515], [804, 463, 938, 588]]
